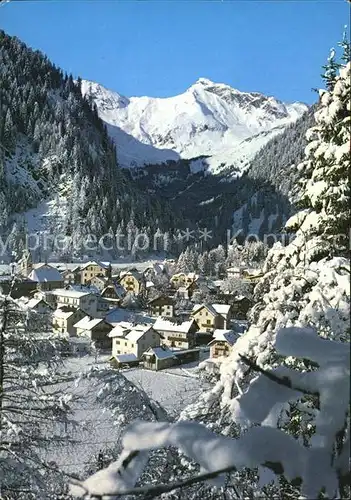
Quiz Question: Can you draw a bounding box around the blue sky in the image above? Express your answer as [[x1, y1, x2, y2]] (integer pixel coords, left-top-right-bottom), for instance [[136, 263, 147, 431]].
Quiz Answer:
[[1, 0, 349, 104]]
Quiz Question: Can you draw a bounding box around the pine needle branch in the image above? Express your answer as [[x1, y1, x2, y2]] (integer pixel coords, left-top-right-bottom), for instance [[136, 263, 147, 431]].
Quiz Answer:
[[238, 354, 319, 396]]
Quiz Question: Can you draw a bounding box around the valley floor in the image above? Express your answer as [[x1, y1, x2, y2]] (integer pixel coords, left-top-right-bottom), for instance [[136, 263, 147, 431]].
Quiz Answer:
[[40, 353, 208, 477]]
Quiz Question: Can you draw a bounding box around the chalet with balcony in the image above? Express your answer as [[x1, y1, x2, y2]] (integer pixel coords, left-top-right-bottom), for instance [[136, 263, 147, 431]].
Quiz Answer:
[[191, 303, 232, 332], [80, 261, 112, 285], [148, 295, 175, 318], [73, 316, 113, 349], [119, 269, 145, 295], [153, 317, 199, 349], [109, 322, 161, 359], [208, 329, 239, 358]]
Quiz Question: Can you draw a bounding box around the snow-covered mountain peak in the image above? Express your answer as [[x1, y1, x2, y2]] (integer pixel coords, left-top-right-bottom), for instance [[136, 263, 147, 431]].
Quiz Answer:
[[81, 80, 129, 111], [81, 78, 308, 168], [193, 77, 217, 87]]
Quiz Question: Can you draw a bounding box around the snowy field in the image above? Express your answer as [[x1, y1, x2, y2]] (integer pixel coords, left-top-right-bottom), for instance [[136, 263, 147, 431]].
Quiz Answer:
[[40, 355, 121, 475], [123, 368, 205, 416], [40, 353, 208, 476]]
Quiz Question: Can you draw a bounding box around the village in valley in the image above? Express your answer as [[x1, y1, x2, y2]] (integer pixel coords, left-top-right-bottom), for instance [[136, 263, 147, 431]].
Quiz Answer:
[[1, 1, 350, 495], [0, 247, 262, 373]]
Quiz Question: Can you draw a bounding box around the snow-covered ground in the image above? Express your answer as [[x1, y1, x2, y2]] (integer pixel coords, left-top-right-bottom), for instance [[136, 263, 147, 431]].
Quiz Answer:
[[22, 192, 69, 234], [189, 124, 287, 176], [232, 195, 281, 236], [40, 352, 208, 475], [40, 355, 120, 475], [123, 366, 208, 417]]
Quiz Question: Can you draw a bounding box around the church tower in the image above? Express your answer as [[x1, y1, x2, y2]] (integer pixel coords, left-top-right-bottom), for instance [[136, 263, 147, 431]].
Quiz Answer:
[[19, 248, 33, 277]]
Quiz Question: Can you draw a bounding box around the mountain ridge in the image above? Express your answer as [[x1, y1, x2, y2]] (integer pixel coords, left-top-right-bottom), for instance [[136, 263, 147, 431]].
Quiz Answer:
[[0, 29, 313, 262], [81, 78, 308, 168]]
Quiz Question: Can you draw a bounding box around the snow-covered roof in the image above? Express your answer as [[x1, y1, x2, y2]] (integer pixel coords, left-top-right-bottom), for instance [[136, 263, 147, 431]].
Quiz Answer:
[[81, 260, 111, 270], [126, 326, 153, 342], [212, 304, 231, 317], [109, 323, 153, 341], [51, 289, 91, 299], [192, 303, 218, 316], [105, 308, 138, 324], [146, 280, 155, 288], [234, 295, 252, 302], [114, 354, 138, 363], [243, 268, 263, 277], [148, 295, 174, 305], [208, 329, 238, 346], [192, 303, 231, 318], [227, 266, 242, 273], [101, 284, 125, 299], [26, 298, 50, 309], [142, 346, 176, 359], [33, 290, 49, 298], [153, 317, 196, 334], [120, 269, 143, 281], [108, 321, 134, 337], [53, 308, 77, 319], [28, 265, 63, 283], [74, 316, 105, 330]]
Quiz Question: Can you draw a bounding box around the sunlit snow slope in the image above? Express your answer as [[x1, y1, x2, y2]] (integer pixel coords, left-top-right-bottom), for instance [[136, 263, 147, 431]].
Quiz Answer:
[[81, 78, 307, 169]]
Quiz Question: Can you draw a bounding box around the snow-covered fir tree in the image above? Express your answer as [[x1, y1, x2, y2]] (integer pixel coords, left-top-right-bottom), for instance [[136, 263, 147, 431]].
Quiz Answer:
[[296, 62, 350, 255], [180, 57, 351, 498], [321, 48, 340, 91], [220, 276, 253, 299], [70, 53, 350, 500], [69, 328, 350, 499], [0, 285, 75, 498], [0, 30, 179, 258]]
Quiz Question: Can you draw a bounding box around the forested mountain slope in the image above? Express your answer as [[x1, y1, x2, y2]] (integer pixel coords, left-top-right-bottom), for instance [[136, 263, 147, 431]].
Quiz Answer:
[[132, 107, 315, 244], [246, 105, 316, 196], [0, 30, 315, 258], [0, 30, 177, 250]]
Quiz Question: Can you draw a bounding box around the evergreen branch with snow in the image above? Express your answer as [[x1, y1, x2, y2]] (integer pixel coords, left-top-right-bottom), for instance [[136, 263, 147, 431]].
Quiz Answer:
[[70, 327, 350, 499], [0, 287, 78, 498], [237, 353, 319, 396]]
